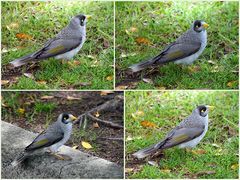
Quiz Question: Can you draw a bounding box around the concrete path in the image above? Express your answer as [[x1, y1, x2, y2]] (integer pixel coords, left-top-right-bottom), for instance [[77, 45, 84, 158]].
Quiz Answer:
[[1, 121, 123, 179]]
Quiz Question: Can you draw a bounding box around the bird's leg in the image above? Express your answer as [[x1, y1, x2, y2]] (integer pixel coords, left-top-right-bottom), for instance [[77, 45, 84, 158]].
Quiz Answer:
[[47, 149, 72, 160]]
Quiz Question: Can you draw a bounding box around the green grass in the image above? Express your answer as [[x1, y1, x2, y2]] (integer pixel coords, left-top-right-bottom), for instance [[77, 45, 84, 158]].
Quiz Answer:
[[116, 1, 239, 89], [2, 1, 114, 89], [125, 91, 239, 178]]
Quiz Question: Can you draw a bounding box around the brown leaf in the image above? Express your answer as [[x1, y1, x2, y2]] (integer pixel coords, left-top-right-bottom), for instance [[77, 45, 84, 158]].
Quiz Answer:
[[125, 168, 134, 173], [188, 66, 201, 73], [40, 95, 54, 100], [81, 141, 93, 149], [227, 80, 237, 88], [103, 39, 109, 48], [115, 85, 128, 90], [196, 170, 216, 176], [1, 80, 10, 85], [66, 95, 81, 100], [23, 73, 34, 79], [73, 60, 81, 65], [140, 120, 157, 128], [94, 111, 100, 117], [223, 126, 238, 136], [191, 149, 206, 155], [100, 91, 114, 96], [93, 122, 100, 128], [142, 78, 153, 84], [135, 37, 152, 45], [16, 33, 33, 40]]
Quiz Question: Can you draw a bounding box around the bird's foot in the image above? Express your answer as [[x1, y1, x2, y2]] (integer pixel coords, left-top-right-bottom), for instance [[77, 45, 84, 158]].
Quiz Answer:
[[52, 153, 72, 161]]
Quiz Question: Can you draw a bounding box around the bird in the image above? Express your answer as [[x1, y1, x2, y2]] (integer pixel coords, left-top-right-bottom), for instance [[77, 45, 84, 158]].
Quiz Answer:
[[9, 14, 88, 68], [129, 20, 209, 72], [133, 105, 212, 159], [11, 113, 77, 167]]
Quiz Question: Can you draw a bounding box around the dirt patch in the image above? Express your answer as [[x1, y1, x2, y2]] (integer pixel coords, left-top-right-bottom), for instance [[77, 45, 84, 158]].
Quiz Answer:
[[2, 91, 124, 166]]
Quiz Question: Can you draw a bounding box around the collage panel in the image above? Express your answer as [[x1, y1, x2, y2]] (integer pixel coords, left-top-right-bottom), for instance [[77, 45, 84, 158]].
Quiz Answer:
[[115, 1, 239, 90], [1, 1, 114, 90], [125, 91, 238, 178], [2, 91, 124, 178]]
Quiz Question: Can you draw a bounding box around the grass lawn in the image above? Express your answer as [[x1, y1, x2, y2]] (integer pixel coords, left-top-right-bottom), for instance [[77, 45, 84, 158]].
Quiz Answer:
[[1, 1, 114, 90], [116, 1, 239, 89], [125, 91, 239, 178]]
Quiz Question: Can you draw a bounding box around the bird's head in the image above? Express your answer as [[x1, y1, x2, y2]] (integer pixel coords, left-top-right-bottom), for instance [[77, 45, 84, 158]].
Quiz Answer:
[[59, 113, 77, 124], [192, 20, 209, 33], [196, 105, 214, 117]]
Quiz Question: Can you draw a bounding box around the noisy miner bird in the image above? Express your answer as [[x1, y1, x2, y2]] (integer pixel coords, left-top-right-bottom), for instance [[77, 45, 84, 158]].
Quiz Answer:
[[11, 113, 77, 167], [133, 105, 213, 159], [129, 20, 209, 72], [10, 14, 89, 67]]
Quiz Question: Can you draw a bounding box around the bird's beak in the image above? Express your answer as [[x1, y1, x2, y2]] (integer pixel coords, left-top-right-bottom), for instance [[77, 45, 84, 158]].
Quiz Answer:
[[85, 15, 92, 20], [70, 115, 78, 121], [207, 105, 215, 111], [202, 22, 209, 28]]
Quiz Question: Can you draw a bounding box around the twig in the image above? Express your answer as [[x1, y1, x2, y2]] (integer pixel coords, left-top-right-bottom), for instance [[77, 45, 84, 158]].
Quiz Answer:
[[87, 113, 123, 129]]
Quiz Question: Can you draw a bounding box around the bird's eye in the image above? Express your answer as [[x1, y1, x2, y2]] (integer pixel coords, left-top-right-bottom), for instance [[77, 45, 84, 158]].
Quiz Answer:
[[64, 117, 67, 120]]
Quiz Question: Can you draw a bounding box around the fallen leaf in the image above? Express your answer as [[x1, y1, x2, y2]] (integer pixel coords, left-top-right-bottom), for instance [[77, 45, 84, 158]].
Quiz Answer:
[[93, 122, 100, 128], [191, 149, 206, 155], [72, 145, 79, 150], [17, 108, 25, 115], [37, 80, 47, 85], [40, 95, 54, 100], [207, 60, 215, 65], [142, 78, 153, 84], [196, 170, 215, 176], [125, 168, 134, 173], [227, 81, 237, 88], [95, 111, 100, 117], [24, 73, 34, 79], [120, 52, 136, 58], [66, 95, 81, 100], [231, 163, 238, 170], [100, 91, 114, 96], [16, 33, 33, 40], [81, 141, 93, 149], [140, 120, 157, 128], [161, 169, 171, 173], [1, 80, 10, 85], [6, 22, 19, 30], [211, 143, 220, 148], [136, 111, 144, 116], [148, 161, 158, 167], [73, 60, 81, 65], [106, 76, 113, 81], [130, 27, 138, 32], [103, 39, 109, 48], [115, 85, 128, 90], [135, 37, 152, 45]]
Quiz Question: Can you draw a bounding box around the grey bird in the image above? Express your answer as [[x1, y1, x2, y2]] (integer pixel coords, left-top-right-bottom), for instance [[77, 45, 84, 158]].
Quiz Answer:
[[10, 14, 88, 67], [133, 105, 212, 159], [11, 113, 77, 167], [129, 20, 209, 72]]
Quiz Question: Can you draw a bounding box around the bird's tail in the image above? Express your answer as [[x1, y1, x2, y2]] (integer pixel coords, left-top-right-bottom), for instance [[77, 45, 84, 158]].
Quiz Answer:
[[132, 144, 158, 159], [11, 151, 28, 167], [9, 54, 34, 68], [128, 59, 156, 73]]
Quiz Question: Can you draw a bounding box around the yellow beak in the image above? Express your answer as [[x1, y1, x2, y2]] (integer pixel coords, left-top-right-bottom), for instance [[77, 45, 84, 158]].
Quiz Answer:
[[70, 115, 78, 121], [207, 105, 215, 111], [202, 22, 209, 28]]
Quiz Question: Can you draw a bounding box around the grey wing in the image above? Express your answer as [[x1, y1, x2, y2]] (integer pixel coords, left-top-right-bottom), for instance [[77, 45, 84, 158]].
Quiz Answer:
[[25, 127, 64, 151], [31, 37, 82, 59], [155, 125, 204, 150], [151, 41, 201, 64]]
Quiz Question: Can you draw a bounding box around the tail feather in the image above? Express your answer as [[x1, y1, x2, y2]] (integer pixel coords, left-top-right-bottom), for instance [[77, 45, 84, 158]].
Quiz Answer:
[[9, 54, 34, 68], [11, 152, 28, 167], [129, 59, 156, 73], [132, 144, 158, 159]]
